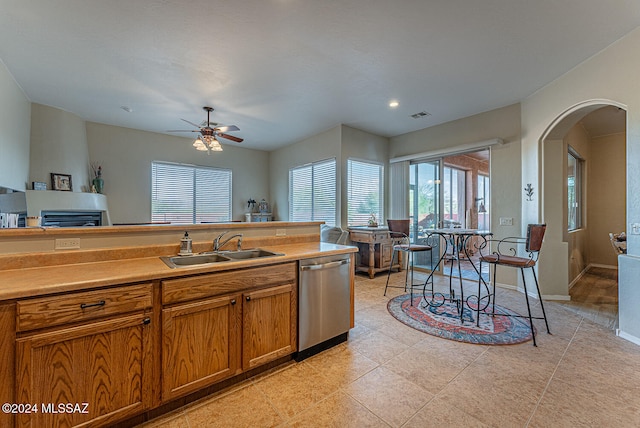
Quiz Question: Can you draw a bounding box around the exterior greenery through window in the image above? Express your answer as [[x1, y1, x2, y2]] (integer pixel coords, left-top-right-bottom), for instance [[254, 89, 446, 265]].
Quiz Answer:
[[151, 161, 232, 224], [289, 158, 336, 226], [347, 159, 383, 226], [567, 148, 583, 231]]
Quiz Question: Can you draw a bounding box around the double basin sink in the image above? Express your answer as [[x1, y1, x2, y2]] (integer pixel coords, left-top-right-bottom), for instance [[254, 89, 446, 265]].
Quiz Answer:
[[161, 249, 284, 269]]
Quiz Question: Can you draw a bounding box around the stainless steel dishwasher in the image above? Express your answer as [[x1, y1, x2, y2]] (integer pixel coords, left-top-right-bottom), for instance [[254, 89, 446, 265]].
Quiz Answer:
[[297, 254, 351, 360]]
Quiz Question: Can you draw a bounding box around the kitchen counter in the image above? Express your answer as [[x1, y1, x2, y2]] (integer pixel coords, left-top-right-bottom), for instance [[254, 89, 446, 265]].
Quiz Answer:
[[0, 242, 357, 301]]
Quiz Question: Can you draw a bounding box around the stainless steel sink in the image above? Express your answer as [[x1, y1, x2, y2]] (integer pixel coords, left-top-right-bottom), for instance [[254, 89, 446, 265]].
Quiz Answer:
[[160, 248, 283, 268], [161, 253, 231, 268], [220, 249, 284, 259]]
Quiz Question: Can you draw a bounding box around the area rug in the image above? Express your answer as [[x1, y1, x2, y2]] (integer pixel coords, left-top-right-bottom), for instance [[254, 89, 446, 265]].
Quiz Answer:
[[387, 294, 533, 345]]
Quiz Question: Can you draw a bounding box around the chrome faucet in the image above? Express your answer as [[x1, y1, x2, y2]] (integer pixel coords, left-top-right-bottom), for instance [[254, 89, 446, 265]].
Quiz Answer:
[[213, 231, 243, 251]]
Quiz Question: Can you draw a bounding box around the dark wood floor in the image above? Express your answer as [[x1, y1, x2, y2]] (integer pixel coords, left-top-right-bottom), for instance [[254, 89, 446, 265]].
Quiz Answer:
[[558, 266, 618, 329]]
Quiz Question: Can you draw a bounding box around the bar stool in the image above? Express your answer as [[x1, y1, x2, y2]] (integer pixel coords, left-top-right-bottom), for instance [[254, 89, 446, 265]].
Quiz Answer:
[[478, 224, 551, 346], [384, 219, 433, 304]]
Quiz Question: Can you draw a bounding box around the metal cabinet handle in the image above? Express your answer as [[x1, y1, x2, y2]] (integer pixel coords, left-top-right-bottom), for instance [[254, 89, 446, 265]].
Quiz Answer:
[[300, 259, 349, 271], [142, 317, 151, 325], [230, 299, 236, 305], [80, 300, 106, 309], [246, 296, 251, 302]]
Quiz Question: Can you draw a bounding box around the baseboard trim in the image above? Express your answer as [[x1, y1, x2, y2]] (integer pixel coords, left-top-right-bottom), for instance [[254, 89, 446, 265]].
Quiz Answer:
[[617, 329, 640, 347], [569, 266, 589, 290], [588, 263, 617, 270]]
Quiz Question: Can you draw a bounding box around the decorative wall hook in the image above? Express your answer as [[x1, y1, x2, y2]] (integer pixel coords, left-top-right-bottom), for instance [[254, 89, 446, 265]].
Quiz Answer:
[[524, 183, 534, 201]]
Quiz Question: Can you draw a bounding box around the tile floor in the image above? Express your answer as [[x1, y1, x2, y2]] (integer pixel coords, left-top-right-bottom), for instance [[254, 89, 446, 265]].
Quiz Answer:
[[141, 271, 640, 428], [557, 266, 619, 330]]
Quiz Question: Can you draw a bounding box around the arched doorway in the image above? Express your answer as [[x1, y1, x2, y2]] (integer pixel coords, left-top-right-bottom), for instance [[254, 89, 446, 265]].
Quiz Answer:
[[538, 100, 626, 322]]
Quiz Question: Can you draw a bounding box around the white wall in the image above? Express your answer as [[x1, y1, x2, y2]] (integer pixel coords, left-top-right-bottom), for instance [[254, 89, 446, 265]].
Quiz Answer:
[[30, 103, 90, 191], [269, 126, 342, 223], [86, 122, 270, 224], [0, 60, 30, 191], [521, 26, 640, 339]]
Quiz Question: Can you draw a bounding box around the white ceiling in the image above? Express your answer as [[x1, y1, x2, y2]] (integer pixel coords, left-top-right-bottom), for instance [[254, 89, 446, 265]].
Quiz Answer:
[[1, 1, 639, 151]]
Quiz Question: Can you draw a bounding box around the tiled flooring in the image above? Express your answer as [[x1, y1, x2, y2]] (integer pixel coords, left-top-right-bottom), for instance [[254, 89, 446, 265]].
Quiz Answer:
[[557, 266, 619, 330], [141, 271, 640, 427]]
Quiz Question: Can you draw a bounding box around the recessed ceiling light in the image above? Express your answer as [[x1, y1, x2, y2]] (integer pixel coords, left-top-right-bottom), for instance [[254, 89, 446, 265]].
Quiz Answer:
[[389, 101, 399, 108]]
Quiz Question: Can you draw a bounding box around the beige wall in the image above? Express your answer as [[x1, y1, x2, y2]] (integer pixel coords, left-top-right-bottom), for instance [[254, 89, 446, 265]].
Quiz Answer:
[[0, 60, 30, 191], [30, 103, 91, 191], [340, 126, 389, 227], [564, 124, 591, 282], [269, 125, 342, 224], [589, 132, 626, 267], [86, 122, 270, 225], [389, 104, 522, 287], [520, 26, 640, 338]]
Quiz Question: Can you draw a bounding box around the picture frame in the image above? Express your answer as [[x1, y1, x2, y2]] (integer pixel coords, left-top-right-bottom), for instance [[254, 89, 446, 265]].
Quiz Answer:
[[51, 173, 72, 191], [32, 181, 47, 190]]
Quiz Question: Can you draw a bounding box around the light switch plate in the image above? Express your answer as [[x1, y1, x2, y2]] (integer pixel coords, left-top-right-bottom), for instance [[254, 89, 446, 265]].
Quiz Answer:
[[499, 217, 513, 226], [630, 223, 640, 235]]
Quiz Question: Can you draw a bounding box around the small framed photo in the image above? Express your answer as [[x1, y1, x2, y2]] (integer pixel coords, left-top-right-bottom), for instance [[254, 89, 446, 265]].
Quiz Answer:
[[51, 173, 72, 191], [32, 181, 47, 190]]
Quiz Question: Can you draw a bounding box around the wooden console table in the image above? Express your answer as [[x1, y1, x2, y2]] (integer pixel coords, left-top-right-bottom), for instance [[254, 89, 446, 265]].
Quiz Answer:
[[348, 226, 400, 278]]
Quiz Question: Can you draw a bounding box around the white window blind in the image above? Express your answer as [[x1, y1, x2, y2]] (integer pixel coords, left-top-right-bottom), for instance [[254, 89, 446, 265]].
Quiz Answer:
[[348, 159, 383, 226], [289, 158, 336, 226], [152, 162, 232, 224]]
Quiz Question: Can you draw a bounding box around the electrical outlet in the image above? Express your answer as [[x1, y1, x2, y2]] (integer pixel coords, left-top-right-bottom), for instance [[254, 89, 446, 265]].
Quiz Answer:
[[276, 229, 287, 236], [499, 217, 513, 226], [55, 238, 80, 250]]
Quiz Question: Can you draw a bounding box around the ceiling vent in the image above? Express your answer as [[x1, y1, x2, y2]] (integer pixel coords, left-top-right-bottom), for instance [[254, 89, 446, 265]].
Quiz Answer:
[[410, 111, 431, 119]]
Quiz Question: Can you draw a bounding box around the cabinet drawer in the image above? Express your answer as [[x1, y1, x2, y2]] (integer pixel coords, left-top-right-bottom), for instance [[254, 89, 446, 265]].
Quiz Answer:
[[162, 262, 297, 305], [17, 283, 153, 332]]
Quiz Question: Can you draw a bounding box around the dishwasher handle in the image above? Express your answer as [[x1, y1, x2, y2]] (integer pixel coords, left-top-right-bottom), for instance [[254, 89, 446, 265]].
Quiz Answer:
[[300, 259, 350, 271]]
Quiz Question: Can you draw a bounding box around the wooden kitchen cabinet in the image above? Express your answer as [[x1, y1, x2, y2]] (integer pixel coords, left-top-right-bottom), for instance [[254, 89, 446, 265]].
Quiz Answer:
[[14, 282, 154, 428], [160, 262, 297, 401], [243, 283, 297, 370], [161, 293, 241, 400], [15, 313, 153, 428]]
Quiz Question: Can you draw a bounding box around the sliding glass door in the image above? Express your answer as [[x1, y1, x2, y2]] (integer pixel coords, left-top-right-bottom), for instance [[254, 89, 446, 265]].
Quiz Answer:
[[409, 160, 440, 270]]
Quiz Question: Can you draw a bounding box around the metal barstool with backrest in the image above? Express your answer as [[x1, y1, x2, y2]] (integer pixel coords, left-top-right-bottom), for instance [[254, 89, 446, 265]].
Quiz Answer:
[[384, 219, 433, 304], [478, 223, 551, 346]]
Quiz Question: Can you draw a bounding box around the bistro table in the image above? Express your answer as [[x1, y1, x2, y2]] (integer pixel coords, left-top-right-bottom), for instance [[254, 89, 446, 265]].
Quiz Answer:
[[421, 228, 492, 323]]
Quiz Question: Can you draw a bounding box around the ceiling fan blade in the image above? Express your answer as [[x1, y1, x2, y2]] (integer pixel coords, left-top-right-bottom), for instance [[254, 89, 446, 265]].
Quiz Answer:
[[180, 118, 202, 128], [217, 133, 243, 143], [214, 125, 239, 133], [166, 129, 199, 133]]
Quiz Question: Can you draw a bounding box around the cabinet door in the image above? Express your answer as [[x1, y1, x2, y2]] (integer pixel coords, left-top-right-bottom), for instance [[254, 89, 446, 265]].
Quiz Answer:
[[243, 284, 297, 370], [15, 313, 153, 428], [162, 294, 241, 401]]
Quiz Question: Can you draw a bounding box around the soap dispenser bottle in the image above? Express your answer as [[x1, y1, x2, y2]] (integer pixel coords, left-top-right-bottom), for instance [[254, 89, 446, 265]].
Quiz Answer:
[[179, 231, 193, 256]]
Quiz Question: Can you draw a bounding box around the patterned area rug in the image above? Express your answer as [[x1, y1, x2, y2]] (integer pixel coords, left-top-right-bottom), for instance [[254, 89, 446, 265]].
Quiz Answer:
[[387, 294, 533, 345]]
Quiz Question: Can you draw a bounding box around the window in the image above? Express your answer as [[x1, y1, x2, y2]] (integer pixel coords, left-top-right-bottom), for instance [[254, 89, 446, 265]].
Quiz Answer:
[[347, 159, 383, 226], [289, 158, 336, 226], [443, 166, 466, 227], [152, 161, 232, 224], [567, 148, 583, 231], [477, 174, 490, 230]]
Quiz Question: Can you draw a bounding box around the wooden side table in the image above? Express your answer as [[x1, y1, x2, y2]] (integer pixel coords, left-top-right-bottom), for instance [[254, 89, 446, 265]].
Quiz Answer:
[[348, 226, 400, 279]]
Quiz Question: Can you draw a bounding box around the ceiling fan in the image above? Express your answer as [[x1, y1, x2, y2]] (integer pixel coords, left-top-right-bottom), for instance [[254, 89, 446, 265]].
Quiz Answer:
[[168, 106, 243, 152]]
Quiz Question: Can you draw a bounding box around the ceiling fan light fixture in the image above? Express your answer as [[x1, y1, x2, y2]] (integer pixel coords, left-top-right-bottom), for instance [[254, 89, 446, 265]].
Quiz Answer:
[[209, 137, 223, 152]]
